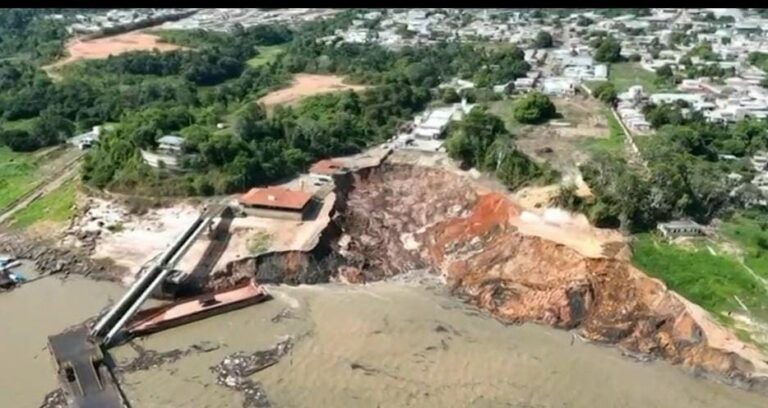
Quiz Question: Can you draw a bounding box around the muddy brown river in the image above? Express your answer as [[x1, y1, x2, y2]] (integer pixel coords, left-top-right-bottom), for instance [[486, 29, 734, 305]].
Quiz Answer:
[[1, 273, 767, 408]]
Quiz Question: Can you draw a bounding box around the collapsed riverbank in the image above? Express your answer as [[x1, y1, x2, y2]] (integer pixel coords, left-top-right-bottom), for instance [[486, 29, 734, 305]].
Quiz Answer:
[[4, 149, 768, 397], [211, 159, 768, 396]]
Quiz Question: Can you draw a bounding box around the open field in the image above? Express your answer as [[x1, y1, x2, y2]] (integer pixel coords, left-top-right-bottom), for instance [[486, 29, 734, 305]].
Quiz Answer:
[[489, 96, 612, 174], [607, 62, 660, 93], [1, 117, 38, 131], [246, 44, 287, 68], [43, 31, 181, 72], [9, 178, 78, 230], [258, 74, 368, 109], [0, 146, 77, 211], [580, 108, 626, 156], [632, 230, 768, 349], [0, 147, 39, 211], [632, 233, 768, 319], [720, 213, 768, 280], [486, 99, 525, 132]]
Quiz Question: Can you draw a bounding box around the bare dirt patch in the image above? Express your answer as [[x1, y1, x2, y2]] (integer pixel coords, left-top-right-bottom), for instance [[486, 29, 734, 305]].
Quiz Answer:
[[258, 74, 368, 108], [65, 197, 201, 284], [44, 31, 181, 72], [514, 95, 608, 172]]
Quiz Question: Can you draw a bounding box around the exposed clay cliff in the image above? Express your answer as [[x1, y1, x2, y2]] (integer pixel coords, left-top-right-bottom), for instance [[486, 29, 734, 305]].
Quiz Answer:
[[214, 161, 768, 394]]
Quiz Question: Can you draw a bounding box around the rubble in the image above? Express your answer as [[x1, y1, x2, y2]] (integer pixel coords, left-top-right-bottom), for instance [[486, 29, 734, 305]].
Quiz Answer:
[[117, 341, 220, 374], [0, 233, 120, 282], [210, 338, 293, 408], [39, 388, 67, 408], [211, 338, 293, 381]]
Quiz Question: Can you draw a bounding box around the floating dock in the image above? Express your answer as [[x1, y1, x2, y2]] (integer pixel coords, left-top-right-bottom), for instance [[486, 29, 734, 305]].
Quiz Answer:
[[126, 279, 269, 337], [47, 326, 124, 408]]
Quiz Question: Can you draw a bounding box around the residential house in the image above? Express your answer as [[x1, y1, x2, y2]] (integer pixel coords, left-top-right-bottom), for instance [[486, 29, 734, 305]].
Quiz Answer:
[[657, 220, 705, 238], [238, 187, 315, 221]]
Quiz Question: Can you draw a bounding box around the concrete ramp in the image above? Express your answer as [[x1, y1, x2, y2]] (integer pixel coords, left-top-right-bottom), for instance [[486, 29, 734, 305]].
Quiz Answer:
[[48, 326, 123, 408]]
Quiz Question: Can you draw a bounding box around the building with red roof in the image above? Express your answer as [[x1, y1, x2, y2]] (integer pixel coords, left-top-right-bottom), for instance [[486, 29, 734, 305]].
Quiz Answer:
[[309, 159, 348, 181], [238, 187, 314, 220]]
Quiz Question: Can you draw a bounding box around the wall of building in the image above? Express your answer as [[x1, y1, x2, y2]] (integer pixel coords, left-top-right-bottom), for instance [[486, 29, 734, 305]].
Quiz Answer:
[[242, 206, 306, 221], [140, 149, 183, 170]]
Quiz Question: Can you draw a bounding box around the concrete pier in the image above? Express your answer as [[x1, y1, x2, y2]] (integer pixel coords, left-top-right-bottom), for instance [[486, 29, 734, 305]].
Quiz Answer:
[[47, 326, 124, 408]]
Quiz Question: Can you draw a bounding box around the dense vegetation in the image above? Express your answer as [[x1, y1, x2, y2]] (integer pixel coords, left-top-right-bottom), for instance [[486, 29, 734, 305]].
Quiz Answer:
[[72, 18, 534, 196], [566, 111, 768, 232], [533, 30, 553, 48], [445, 106, 557, 190], [511, 91, 557, 124], [0, 9, 86, 62], [592, 82, 617, 105], [1, 9, 536, 197], [593, 36, 623, 63]]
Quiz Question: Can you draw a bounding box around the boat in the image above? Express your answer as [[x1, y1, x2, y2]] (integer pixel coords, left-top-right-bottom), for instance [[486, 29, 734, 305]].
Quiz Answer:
[[125, 279, 270, 337]]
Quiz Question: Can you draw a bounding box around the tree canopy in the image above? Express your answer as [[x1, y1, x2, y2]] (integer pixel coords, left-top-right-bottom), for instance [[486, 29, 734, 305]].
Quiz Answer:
[[512, 91, 557, 124], [593, 36, 623, 63], [533, 30, 553, 48]]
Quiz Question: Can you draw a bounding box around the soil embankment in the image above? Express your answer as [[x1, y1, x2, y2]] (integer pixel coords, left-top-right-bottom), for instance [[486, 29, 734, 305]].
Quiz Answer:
[[214, 161, 768, 395]]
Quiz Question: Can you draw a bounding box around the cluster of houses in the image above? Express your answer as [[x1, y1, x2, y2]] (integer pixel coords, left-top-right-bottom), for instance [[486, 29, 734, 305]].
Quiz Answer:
[[57, 8, 195, 35], [321, 9, 551, 49], [612, 75, 768, 135], [158, 8, 339, 32], [394, 98, 477, 152], [59, 9, 341, 34]]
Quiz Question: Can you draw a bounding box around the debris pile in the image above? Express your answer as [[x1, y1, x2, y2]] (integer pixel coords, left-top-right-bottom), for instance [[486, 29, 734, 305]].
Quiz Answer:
[[0, 233, 118, 281], [210, 338, 294, 408], [118, 341, 220, 374], [39, 388, 67, 408]]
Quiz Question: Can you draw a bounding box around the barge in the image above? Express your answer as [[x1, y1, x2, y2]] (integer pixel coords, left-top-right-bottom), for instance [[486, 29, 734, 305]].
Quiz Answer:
[[125, 279, 270, 337]]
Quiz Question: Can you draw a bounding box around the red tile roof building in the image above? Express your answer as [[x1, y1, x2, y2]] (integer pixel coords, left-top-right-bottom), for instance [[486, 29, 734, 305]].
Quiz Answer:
[[309, 159, 348, 176], [238, 187, 313, 211]]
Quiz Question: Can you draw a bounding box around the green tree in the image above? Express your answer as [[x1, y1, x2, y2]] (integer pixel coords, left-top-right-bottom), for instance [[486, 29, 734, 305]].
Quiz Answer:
[[593, 82, 617, 105], [441, 87, 461, 104], [534, 30, 553, 48], [656, 64, 674, 78], [512, 91, 557, 124], [594, 37, 623, 63], [445, 106, 505, 168]]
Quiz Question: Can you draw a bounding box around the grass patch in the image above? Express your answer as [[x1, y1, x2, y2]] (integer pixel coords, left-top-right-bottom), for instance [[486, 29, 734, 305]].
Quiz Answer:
[[487, 99, 525, 133], [9, 178, 78, 229], [246, 45, 287, 68], [580, 108, 625, 156], [247, 230, 273, 255], [2, 117, 39, 131], [0, 147, 40, 210], [631, 233, 767, 316], [607, 62, 660, 93], [720, 212, 768, 280]]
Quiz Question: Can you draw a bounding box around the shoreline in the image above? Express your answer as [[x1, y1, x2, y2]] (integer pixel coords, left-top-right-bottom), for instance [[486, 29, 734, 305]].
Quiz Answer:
[[3, 147, 768, 398]]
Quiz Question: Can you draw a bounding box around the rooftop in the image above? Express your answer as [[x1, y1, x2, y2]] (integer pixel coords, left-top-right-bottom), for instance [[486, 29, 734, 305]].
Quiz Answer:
[[239, 187, 313, 211], [310, 159, 348, 175], [158, 135, 186, 146], [658, 220, 703, 229]]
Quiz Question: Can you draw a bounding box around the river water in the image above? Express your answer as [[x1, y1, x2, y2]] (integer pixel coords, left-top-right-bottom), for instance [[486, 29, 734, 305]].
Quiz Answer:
[[1, 273, 767, 408]]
